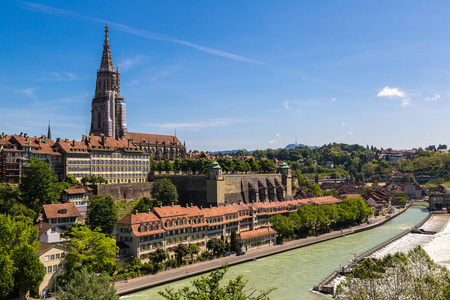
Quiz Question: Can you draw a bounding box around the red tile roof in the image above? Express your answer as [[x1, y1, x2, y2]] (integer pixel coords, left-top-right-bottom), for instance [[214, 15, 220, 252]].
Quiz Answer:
[[116, 212, 160, 225], [237, 227, 277, 240], [127, 132, 182, 146], [42, 203, 81, 219]]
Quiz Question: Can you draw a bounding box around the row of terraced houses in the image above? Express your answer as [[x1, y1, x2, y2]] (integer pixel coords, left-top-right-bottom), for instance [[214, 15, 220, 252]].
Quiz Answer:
[[0, 132, 186, 185], [114, 196, 341, 261]]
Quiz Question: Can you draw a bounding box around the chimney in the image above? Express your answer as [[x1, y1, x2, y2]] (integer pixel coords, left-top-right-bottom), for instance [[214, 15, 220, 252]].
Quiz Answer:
[[65, 138, 69, 143], [160, 203, 162, 208], [148, 209, 151, 213], [20, 132, 23, 137], [82, 134, 86, 142], [101, 134, 106, 146], [56, 137, 61, 142], [171, 202, 174, 207], [24, 133, 27, 138]]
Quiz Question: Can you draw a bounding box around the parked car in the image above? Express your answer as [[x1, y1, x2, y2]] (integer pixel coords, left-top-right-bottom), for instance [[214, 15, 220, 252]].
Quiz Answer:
[[236, 251, 246, 256], [224, 252, 232, 257]]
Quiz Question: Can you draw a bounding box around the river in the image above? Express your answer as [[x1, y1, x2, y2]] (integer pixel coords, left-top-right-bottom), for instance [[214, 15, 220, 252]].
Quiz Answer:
[[121, 206, 429, 300]]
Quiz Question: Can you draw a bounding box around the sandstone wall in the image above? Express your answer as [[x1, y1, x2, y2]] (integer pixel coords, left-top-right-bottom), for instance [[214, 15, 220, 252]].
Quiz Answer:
[[94, 182, 153, 201]]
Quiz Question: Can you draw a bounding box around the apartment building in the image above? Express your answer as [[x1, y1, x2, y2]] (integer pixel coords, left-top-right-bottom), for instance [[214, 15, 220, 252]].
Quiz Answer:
[[114, 196, 342, 262]]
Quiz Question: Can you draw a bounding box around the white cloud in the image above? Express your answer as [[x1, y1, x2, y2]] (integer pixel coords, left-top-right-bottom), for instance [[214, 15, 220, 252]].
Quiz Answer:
[[268, 140, 278, 144], [330, 97, 336, 102], [143, 118, 241, 129], [18, 88, 37, 99], [377, 86, 410, 106], [342, 121, 346, 126], [21, 2, 269, 66], [283, 100, 290, 110], [117, 55, 151, 72], [276, 133, 280, 137], [401, 98, 411, 106], [377, 86, 406, 98], [424, 94, 440, 102], [347, 131, 353, 136]]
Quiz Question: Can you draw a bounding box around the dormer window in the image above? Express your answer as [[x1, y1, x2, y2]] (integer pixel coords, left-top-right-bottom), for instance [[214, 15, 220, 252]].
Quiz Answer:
[[57, 209, 67, 214]]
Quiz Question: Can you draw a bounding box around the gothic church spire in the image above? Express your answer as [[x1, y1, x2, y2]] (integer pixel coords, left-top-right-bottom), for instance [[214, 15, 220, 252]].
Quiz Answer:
[[100, 24, 114, 71]]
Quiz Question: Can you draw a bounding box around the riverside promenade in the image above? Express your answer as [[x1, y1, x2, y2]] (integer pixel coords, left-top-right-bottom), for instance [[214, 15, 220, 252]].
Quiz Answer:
[[115, 206, 410, 295]]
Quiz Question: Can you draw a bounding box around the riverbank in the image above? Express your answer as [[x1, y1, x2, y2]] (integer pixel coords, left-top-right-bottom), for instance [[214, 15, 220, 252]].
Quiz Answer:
[[115, 205, 410, 296], [320, 210, 447, 296]]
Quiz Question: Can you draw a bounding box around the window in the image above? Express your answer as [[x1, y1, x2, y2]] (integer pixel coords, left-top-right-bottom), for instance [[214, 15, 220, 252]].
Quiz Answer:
[[50, 254, 55, 260], [58, 264, 63, 270], [48, 266, 52, 273], [56, 254, 60, 259], [61, 253, 65, 258], [53, 265, 57, 272], [45, 255, 49, 262]]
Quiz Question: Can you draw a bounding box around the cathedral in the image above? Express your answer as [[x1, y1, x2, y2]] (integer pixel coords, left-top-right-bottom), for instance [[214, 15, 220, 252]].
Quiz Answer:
[[90, 25, 127, 139], [90, 25, 186, 161]]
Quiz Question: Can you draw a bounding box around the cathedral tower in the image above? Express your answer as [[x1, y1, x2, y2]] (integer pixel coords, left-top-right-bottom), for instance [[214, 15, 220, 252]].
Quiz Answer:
[[90, 24, 127, 139]]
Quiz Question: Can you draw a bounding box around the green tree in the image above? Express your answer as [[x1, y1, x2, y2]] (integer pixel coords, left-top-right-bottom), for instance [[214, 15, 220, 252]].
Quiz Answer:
[[87, 195, 118, 235], [0, 184, 36, 219], [66, 225, 119, 276], [134, 197, 159, 213], [189, 244, 200, 262], [149, 248, 168, 268], [56, 268, 119, 300], [269, 214, 294, 240], [335, 246, 450, 300], [97, 176, 107, 184], [159, 264, 274, 300], [64, 174, 80, 187], [230, 230, 238, 252], [0, 214, 44, 298], [174, 243, 189, 267], [206, 238, 227, 257], [259, 159, 276, 173], [19, 157, 62, 214], [151, 178, 178, 206]]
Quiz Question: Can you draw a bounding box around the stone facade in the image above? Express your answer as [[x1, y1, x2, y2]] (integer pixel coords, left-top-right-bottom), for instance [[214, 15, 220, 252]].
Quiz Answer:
[[95, 182, 154, 202], [90, 25, 127, 140]]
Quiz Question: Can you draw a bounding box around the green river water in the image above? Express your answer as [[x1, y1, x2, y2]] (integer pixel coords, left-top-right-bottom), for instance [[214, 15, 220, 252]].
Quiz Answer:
[[121, 206, 429, 300]]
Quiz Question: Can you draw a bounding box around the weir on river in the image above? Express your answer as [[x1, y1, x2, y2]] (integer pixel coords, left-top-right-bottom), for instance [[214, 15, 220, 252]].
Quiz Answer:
[[121, 206, 429, 300]]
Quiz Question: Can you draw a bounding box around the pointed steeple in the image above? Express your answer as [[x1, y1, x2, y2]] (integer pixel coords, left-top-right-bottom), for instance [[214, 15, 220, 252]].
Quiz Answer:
[[100, 24, 114, 71], [47, 121, 52, 140]]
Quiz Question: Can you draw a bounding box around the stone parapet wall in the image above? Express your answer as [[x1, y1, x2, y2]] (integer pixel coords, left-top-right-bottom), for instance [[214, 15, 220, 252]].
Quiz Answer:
[[94, 182, 153, 201]]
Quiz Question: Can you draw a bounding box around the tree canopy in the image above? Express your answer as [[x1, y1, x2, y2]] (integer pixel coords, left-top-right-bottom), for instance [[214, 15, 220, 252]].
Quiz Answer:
[[335, 246, 450, 300], [151, 178, 178, 206], [87, 195, 118, 234], [159, 264, 275, 300], [65, 225, 119, 276], [19, 157, 62, 213], [56, 268, 119, 300], [0, 214, 44, 298]]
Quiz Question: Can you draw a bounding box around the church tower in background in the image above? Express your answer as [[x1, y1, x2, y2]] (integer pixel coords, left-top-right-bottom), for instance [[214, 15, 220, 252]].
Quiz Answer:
[[90, 24, 127, 139]]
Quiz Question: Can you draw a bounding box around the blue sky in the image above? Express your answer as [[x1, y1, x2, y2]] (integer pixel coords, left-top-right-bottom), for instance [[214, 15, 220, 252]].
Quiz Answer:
[[1, 1, 450, 151]]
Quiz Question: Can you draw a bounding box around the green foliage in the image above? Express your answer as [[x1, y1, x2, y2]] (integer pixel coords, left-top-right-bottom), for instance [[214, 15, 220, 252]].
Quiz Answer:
[[87, 195, 118, 235], [206, 238, 227, 256], [159, 264, 275, 300], [151, 178, 178, 206], [134, 197, 160, 213], [230, 230, 237, 252], [0, 184, 36, 219], [19, 157, 62, 214], [270, 198, 372, 238], [56, 268, 119, 300], [335, 246, 450, 300], [269, 214, 295, 240], [394, 195, 408, 207], [149, 248, 168, 267], [174, 243, 190, 266], [64, 174, 80, 187], [0, 214, 44, 298], [66, 225, 118, 276]]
